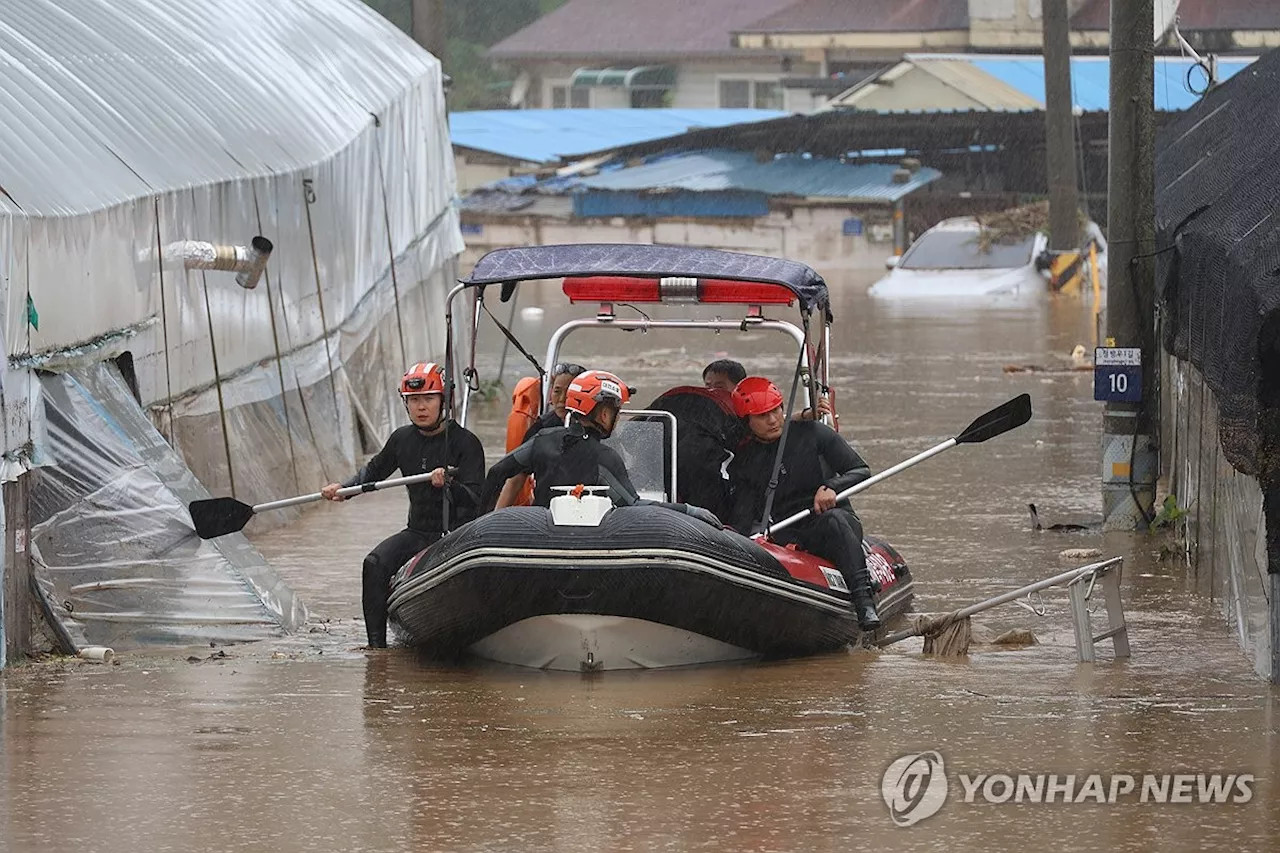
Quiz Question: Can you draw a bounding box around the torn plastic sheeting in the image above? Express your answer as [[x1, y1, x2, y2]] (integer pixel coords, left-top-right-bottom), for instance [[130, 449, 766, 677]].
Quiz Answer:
[[29, 364, 305, 651]]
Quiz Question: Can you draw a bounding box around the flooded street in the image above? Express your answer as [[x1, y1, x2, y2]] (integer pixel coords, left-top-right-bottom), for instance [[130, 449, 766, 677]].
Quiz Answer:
[[3, 272, 1276, 851]]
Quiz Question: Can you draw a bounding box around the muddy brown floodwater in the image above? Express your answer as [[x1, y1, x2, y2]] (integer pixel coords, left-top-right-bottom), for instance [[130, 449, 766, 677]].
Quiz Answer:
[[2, 273, 1277, 852]]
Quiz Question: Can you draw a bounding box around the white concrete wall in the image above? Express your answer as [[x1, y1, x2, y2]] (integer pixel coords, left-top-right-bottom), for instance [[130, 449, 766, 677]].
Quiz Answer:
[[455, 153, 525, 194]]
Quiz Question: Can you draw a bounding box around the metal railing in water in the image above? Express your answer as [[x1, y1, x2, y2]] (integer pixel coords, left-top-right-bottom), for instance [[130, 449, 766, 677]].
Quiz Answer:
[[880, 557, 1130, 663]]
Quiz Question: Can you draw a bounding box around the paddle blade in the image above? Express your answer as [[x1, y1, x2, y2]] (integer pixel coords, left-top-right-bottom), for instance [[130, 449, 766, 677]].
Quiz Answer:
[[189, 497, 255, 539], [956, 393, 1032, 444]]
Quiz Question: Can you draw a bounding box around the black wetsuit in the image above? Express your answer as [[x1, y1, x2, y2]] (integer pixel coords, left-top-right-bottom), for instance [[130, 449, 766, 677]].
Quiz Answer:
[[483, 423, 643, 509], [728, 421, 879, 625], [522, 409, 565, 445], [342, 420, 485, 647], [480, 422, 723, 534]]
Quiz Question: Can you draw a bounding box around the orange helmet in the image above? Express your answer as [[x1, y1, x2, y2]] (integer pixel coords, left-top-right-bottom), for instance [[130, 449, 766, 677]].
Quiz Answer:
[[400, 362, 445, 397], [732, 376, 784, 418], [565, 370, 631, 418]]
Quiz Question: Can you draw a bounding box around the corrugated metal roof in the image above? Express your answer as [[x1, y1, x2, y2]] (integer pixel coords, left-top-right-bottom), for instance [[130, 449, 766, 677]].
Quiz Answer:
[[737, 0, 969, 34], [577, 150, 941, 202], [448, 108, 790, 165], [830, 54, 1259, 112], [947, 54, 1257, 112], [488, 0, 796, 59], [0, 0, 437, 217]]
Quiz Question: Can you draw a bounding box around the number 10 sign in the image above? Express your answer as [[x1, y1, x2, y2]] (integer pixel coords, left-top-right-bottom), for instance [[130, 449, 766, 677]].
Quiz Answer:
[[1094, 347, 1142, 402]]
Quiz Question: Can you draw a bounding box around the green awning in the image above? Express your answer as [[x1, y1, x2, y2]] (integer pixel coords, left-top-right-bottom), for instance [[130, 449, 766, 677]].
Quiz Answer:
[[570, 65, 675, 90]]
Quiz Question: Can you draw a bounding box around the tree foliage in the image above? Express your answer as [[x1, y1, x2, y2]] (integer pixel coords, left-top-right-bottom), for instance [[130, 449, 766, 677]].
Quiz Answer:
[[363, 0, 567, 110]]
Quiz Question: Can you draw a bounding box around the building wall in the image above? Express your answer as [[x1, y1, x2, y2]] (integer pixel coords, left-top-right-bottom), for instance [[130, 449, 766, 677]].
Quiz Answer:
[[459, 204, 899, 272], [516, 57, 816, 110], [842, 68, 991, 111], [968, 0, 1045, 49], [455, 151, 534, 194]]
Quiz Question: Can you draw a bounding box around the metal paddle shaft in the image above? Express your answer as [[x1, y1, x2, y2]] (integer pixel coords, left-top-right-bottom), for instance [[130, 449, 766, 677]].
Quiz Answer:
[[876, 556, 1123, 647], [765, 394, 1032, 537], [189, 471, 439, 539]]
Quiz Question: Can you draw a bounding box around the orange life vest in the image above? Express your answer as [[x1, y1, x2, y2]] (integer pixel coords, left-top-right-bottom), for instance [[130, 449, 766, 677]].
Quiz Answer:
[[505, 376, 541, 506]]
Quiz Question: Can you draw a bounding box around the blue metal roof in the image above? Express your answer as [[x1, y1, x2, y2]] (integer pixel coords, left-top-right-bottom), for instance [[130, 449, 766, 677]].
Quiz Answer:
[[448, 108, 789, 164], [944, 54, 1259, 112], [577, 150, 941, 202]]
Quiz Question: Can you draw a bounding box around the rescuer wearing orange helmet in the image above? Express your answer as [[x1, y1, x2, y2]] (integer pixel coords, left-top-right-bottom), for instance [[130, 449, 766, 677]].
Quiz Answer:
[[727, 376, 880, 631], [321, 362, 485, 648], [480, 370, 721, 528], [495, 361, 588, 508]]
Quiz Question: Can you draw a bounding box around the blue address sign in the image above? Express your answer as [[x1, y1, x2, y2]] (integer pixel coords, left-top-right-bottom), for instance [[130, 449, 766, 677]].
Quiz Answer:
[[1094, 347, 1142, 402]]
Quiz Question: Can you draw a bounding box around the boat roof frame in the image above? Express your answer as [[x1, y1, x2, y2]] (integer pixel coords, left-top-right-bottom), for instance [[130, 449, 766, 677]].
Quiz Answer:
[[441, 243, 838, 537], [457, 243, 832, 316]]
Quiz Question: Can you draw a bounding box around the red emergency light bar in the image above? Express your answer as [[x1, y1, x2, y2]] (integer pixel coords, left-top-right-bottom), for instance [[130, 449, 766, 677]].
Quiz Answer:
[[562, 276, 795, 306]]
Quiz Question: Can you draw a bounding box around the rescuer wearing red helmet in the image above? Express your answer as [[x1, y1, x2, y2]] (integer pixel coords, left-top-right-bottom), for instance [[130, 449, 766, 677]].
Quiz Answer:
[[703, 358, 831, 421], [727, 376, 880, 631], [320, 362, 485, 648], [479, 370, 722, 529]]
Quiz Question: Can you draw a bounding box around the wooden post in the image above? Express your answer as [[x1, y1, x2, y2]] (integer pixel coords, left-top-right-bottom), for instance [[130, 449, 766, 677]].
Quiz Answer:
[[3, 473, 31, 664]]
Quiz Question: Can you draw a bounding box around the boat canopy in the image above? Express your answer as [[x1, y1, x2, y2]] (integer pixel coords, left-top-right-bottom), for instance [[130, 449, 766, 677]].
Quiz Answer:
[[461, 243, 831, 315]]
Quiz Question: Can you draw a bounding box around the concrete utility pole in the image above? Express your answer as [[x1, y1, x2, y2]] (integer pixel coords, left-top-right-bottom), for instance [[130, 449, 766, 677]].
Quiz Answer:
[[412, 0, 447, 61], [1042, 0, 1080, 250], [1102, 0, 1158, 530]]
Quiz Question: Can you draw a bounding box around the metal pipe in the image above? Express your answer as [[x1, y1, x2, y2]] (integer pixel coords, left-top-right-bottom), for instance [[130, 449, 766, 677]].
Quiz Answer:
[[543, 318, 808, 381], [879, 558, 1124, 646], [769, 438, 958, 536], [822, 321, 835, 429], [459, 289, 485, 427], [235, 236, 273, 290], [162, 237, 274, 289]]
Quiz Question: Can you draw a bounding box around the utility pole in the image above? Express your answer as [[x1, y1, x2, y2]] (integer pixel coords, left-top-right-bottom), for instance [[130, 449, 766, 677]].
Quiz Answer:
[[412, 0, 447, 61], [1042, 0, 1080, 251], [1101, 0, 1157, 530]]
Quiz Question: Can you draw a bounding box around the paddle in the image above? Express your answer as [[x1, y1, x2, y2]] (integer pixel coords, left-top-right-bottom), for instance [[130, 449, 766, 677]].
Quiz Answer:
[[761, 393, 1032, 537], [189, 472, 439, 539]]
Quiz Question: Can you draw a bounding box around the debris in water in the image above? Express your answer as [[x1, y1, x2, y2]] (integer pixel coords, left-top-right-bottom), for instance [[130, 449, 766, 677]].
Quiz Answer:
[[974, 200, 1086, 251], [1060, 547, 1104, 560], [992, 629, 1038, 646], [1029, 503, 1094, 532]]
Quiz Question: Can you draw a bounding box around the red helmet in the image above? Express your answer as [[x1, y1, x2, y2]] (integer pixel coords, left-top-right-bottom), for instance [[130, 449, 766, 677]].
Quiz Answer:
[[565, 370, 631, 418], [400, 362, 445, 397], [732, 376, 783, 418]]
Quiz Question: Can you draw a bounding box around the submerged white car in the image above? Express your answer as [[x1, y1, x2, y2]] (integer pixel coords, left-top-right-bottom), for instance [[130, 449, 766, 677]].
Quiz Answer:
[[868, 217, 1051, 300]]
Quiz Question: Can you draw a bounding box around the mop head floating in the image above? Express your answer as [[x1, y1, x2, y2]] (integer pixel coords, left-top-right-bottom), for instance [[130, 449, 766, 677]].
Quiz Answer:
[[911, 612, 974, 656]]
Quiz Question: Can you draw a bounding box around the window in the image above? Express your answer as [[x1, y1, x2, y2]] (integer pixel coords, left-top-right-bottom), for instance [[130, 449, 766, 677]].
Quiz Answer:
[[754, 80, 783, 110], [549, 85, 590, 109], [718, 79, 751, 108], [899, 230, 1038, 271], [718, 78, 783, 109]]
